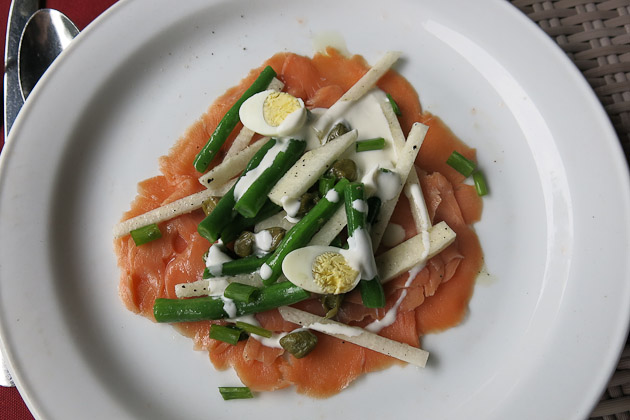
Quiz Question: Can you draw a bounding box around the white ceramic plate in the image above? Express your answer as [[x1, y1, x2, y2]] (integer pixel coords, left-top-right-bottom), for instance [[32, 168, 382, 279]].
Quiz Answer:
[[1, 0, 629, 419]]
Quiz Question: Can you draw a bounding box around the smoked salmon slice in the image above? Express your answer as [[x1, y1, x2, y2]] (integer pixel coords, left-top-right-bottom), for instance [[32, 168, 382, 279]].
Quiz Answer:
[[114, 48, 484, 397]]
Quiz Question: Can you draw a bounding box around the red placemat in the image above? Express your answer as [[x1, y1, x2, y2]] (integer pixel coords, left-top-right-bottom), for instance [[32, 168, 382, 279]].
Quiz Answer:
[[0, 3, 119, 420]]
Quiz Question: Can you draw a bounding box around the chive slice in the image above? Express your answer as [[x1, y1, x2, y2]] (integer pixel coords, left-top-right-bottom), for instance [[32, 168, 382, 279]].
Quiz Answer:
[[446, 151, 476, 177], [218, 386, 254, 400], [235, 321, 272, 338], [130, 223, 162, 246], [209, 324, 243, 345], [386, 93, 402, 116], [356, 137, 385, 152], [224, 282, 259, 303], [473, 170, 488, 196]]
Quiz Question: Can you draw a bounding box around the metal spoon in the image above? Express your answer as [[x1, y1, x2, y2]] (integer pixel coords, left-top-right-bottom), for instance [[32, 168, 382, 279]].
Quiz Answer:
[[18, 8, 79, 101]]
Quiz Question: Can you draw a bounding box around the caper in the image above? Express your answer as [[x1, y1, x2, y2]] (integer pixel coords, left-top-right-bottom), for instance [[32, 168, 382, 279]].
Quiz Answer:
[[327, 158, 357, 182], [321, 294, 345, 319], [201, 196, 221, 216], [233, 231, 255, 257], [296, 192, 319, 217], [264, 227, 286, 252], [279, 330, 318, 358], [326, 121, 351, 143]]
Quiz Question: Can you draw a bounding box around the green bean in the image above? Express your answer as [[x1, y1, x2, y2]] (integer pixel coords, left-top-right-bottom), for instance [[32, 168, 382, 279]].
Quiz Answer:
[[153, 281, 310, 323], [233, 138, 306, 218], [235, 321, 272, 338], [224, 255, 269, 276], [318, 174, 336, 196], [224, 282, 259, 302], [203, 254, 270, 279], [344, 182, 367, 238], [193, 66, 277, 172], [197, 138, 276, 242], [220, 200, 281, 243], [261, 178, 350, 286], [355, 137, 385, 152], [209, 324, 243, 345], [343, 182, 385, 308]]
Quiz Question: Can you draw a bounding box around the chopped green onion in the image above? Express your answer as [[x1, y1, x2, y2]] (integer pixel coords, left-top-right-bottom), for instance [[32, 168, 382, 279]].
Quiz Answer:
[[446, 151, 476, 177], [209, 324, 243, 345], [355, 137, 385, 152], [218, 386, 254, 400], [130, 223, 162, 246], [224, 282, 259, 303], [473, 170, 488, 196], [235, 321, 272, 338], [386, 93, 402, 116]]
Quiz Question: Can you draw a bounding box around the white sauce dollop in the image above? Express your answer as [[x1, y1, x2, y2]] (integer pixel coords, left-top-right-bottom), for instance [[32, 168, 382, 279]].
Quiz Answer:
[[260, 263, 272, 280], [324, 189, 339, 203], [205, 241, 233, 276], [352, 199, 368, 213], [253, 230, 273, 255], [345, 227, 377, 280]]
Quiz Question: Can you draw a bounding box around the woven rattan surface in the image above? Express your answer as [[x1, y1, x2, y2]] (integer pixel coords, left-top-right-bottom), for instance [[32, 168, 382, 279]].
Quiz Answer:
[[509, 1, 630, 418]]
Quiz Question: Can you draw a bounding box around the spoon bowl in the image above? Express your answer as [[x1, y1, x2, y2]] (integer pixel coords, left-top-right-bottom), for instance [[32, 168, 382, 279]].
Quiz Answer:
[[18, 9, 79, 101]]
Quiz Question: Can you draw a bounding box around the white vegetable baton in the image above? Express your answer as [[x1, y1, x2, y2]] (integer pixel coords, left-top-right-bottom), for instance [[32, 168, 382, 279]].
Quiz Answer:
[[370, 122, 429, 249], [278, 306, 429, 368], [377, 221, 456, 283], [267, 130, 357, 205], [112, 179, 235, 238], [198, 139, 267, 188]]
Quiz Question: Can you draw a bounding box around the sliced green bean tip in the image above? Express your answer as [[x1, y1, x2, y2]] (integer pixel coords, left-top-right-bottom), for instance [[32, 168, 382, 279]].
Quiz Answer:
[[130, 223, 162, 246]]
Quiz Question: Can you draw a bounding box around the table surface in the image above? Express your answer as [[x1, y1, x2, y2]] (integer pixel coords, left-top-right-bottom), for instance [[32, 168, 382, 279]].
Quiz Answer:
[[0, 1, 628, 419]]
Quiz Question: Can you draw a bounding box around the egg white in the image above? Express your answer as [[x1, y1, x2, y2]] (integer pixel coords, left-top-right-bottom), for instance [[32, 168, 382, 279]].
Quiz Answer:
[[282, 245, 361, 294], [239, 90, 306, 137]]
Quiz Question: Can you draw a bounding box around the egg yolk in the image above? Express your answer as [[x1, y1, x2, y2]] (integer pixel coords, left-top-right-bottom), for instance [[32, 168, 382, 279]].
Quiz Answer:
[[312, 252, 359, 294], [263, 92, 301, 127]]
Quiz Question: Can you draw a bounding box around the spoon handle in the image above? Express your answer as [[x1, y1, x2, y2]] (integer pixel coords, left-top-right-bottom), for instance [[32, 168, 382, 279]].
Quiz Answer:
[[3, 0, 42, 140]]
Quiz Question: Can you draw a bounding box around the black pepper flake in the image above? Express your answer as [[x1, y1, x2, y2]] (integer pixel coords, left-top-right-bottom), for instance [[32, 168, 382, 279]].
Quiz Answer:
[[181, 285, 186, 288], [413, 145, 417, 150], [193, 289, 198, 292]]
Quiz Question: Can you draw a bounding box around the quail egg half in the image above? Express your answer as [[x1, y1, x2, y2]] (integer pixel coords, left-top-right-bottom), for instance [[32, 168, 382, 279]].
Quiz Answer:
[[282, 245, 361, 295], [239, 90, 307, 137]]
